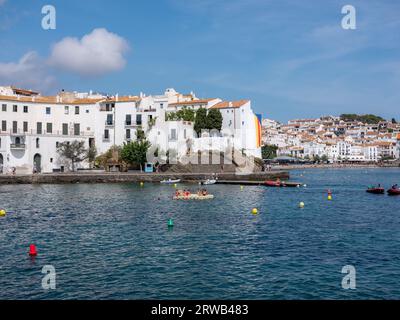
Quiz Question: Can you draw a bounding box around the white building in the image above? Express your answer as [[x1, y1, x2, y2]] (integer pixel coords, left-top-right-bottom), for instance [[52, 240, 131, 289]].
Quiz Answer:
[[0, 86, 262, 173]]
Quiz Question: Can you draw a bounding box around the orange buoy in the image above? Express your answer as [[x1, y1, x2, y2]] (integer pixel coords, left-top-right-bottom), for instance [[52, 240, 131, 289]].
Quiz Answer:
[[29, 244, 38, 256]]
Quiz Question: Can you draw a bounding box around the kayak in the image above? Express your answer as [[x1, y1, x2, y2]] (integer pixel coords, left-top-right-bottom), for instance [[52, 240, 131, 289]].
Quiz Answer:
[[366, 188, 385, 194], [161, 179, 181, 184], [387, 188, 400, 196], [173, 194, 214, 200]]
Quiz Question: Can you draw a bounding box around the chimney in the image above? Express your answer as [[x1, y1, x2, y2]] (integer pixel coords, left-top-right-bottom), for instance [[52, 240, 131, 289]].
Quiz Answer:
[[229, 101, 233, 108]]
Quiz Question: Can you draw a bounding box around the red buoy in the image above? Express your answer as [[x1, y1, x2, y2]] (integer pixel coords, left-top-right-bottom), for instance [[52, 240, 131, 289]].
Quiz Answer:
[[29, 244, 38, 256]]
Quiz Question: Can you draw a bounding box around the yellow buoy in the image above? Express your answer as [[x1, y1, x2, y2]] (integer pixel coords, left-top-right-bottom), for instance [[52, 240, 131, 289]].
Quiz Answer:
[[328, 195, 332, 201], [299, 202, 305, 208], [140, 182, 144, 187], [240, 185, 244, 190], [174, 183, 177, 188], [0, 209, 6, 217], [252, 208, 258, 215]]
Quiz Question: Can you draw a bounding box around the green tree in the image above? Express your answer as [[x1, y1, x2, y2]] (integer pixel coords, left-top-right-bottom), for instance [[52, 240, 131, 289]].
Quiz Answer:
[[194, 108, 208, 136], [261, 144, 278, 159], [206, 109, 223, 131], [392, 118, 397, 124], [321, 154, 329, 162], [313, 154, 321, 162], [135, 129, 146, 141], [340, 114, 385, 124], [121, 139, 151, 171], [95, 145, 122, 170], [86, 145, 97, 168], [56, 140, 88, 171]]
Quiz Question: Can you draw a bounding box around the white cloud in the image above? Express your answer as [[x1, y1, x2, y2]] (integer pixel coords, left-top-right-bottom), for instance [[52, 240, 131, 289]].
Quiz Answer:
[[0, 51, 56, 92], [48, 28, 130, 77]]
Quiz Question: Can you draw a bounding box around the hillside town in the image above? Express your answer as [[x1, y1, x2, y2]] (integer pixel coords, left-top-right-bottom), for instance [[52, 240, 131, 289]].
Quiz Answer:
[[262, 116, 400, 163]]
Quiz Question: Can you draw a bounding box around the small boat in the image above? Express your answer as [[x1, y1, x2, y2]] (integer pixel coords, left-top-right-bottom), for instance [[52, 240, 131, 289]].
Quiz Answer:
[[366, 187, 385, 194], [173, 194, 214, 200], [264, 180, 302, 188], [160, 179, 181, 184], [387, 188, 400, 196], [265, 180, 282, 187], [201, 179, 217, 185]]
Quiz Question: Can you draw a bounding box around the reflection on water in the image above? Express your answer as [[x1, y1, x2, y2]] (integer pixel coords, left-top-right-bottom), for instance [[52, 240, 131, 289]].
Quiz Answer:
[[0, 168, 400, 299]]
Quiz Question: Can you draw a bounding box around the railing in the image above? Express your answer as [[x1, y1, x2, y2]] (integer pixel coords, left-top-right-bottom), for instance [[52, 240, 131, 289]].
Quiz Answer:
[[125, 121, 140, 127], [0, 129, 95, 137], [168, 135, 177, 142], [124, 134, 132, 141], [105, 121, 114, 126], [10, 143, 26, 149]]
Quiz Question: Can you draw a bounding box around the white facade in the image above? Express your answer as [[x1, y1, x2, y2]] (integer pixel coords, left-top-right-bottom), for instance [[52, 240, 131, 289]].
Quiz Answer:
[[0, 87, 262, 173]]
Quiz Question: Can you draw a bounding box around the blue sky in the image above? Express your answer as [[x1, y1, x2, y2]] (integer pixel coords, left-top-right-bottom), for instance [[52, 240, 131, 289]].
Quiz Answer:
[[0, 0, 399, 122]]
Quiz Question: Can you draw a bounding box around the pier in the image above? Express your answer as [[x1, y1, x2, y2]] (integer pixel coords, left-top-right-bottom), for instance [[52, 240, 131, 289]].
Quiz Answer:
[[0, 171, 289, 185]]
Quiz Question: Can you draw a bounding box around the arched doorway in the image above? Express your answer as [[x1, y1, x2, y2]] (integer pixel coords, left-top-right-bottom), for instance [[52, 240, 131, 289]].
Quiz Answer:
[[33, 154, 41, 173], [0, 154, 3, 174]]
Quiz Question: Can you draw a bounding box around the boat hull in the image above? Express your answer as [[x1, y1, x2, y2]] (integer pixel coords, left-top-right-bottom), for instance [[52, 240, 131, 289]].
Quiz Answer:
[[387, 189, 400, 196], [366, 188, 385, 194]]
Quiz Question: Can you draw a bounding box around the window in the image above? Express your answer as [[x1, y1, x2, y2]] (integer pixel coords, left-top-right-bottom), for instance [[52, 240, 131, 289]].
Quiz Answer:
[[136, 114, 142, 125], [170, 129, 177, 141], [64, 106, 69, 114], [106, 104, 111, 111], [104, 129, 109, 139], [242, 121, 245, 125], [23, 122, 28, 132], [160, 103, 164, 109], [37, 122, 42, 134], [12, 121, 17, 134], [126, 114, 131, 125], [13, 105, 17, 112], [86, 110, 89, 113], [62, 123, 68, 135], [75, 106, 80, 114], [46, 107, 51, 115], [23, 106, 28, 113], [1, 121, 6, 132], [106, 114, 113, 125], [74, 123, 80, 136], [126, 129, 131, 139], [47, 123, 52, 134], [2, 104, 7, 111], [36, 138, 40, 148], [50, 158, 53, 163], [56, 142, 59, 148]]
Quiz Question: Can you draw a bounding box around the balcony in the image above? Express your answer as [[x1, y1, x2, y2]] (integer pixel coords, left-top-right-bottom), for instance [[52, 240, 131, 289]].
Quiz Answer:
[[124, 134, 132, 141], [124, 121, 140, 128], [102, 135, 111, 142], [105, 121, 114, 127], [10, 143, 26, 150]]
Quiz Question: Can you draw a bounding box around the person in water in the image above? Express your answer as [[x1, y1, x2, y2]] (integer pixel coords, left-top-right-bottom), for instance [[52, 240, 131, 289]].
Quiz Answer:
[[392, 184, 398, 190]]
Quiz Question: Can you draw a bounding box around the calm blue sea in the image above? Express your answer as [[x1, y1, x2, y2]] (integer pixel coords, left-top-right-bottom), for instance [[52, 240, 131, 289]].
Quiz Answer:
[[0, 168, 400, 300]]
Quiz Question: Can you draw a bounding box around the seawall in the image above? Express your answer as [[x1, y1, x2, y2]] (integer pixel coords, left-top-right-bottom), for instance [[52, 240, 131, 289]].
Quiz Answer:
[[0, 171, 289, 185]]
